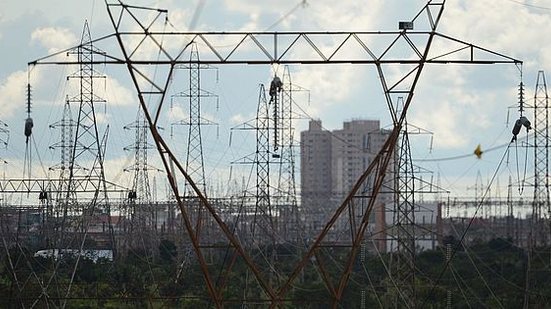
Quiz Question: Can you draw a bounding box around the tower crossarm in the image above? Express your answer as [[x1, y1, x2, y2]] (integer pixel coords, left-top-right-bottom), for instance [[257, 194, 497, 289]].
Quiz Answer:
[[24, 0, 523, 307], [0, 177, 130, 194], [29, 31, 521, 67]]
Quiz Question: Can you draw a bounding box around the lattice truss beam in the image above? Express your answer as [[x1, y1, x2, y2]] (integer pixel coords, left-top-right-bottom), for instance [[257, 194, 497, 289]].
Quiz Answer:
[[27, 0, 521, 307], [0, 178, 128, 194]]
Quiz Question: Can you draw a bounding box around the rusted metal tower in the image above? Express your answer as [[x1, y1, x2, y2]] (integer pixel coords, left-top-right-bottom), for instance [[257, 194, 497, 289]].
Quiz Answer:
[[28, 0, 521, 306]]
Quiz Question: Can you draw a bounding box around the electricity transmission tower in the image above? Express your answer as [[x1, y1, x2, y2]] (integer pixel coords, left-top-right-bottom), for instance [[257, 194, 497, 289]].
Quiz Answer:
[[392, 115, 417, 307], [171, 43, 218, 198], [28, 0, 521, 306], [523, 70, 550, 308], [170, 43, 218, 242], [122, 105, 159, 250], [390, 96, 442, 307], [531, 70, 550, 246], [124, 108, 154, 204], [65, 21, 110, 208], [274, 66, 302, 243], [49, 101, 76, 202], [228, 84, 276, 244]]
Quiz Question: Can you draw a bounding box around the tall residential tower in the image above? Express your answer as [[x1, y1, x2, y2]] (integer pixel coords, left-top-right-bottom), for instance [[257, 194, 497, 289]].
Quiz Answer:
[[301, 119, 390, 232]]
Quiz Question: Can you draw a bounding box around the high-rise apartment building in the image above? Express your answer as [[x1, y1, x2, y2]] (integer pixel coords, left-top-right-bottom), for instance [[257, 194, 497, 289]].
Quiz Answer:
[[300, 119, 390, 232], [300, 118, 441, 252]]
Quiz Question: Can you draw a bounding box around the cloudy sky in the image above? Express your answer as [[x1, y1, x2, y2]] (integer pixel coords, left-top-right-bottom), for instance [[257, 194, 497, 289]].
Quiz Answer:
[[0, 0, 550, 204]]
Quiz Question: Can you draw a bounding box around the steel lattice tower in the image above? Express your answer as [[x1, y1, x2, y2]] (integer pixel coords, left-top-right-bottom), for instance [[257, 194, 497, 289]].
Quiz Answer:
[[49, 101, 76, 196], [532, 71, 550, 245], [391, 97, 416, 308], [185, 44, 207, 197], [48, 100, 77, 237], [0, 120, 7, 204], [122, 106, 158, 251], [171, 43, 218, 240], [229, 83, 275, 243], [66, 21, 108, 192], [124, 107, 154, 204], [523, 71, 551, 308], [275, 67, 302, 243], [254, 84, 274, 241], [27, 0, 522, 305], [172, 43, 217, 197], [64, 21, 112, 250]]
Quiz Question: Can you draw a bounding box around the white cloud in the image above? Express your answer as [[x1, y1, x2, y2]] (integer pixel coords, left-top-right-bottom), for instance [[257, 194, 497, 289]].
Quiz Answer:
[[102, 76, 135, 107], [95, 112, 111, 125], [168, 105, 187, 121], [292, 66, 357, 110], [443, 1, 550, 71], [229, 113, 251, 125], [0, 71, 29, 119], [401, 0, 551, 151], [31, 27, 77, 54]]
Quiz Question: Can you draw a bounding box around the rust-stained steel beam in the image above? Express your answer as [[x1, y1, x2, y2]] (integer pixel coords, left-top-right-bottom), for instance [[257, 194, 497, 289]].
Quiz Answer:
[[25, 0, 522, 307]]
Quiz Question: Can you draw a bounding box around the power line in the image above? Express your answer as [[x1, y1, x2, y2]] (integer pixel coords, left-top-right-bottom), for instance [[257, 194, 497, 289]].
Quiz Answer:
[[504, 0, 551, 11], [421, 141, 513, 307]]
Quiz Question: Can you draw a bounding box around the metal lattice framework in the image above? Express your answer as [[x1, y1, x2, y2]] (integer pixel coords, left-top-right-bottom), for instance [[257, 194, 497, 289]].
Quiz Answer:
[[523, 71, 551, 307], [49, 101, 75, 174], [229, 83, 275, 244], [0, 177, 128, 194], [26, 0, 523, 307], [122, 106, 159, 249], [62, 21, 113, 250], [49, 101, 76, 203], [388, 96, 444, 307], [66, 22, 108, 188], [124, 107, 154, 204], [254, 84, 274, 243], [531, 71, 550, 245], [392, 119, 417, 307], [171, 43, 218, 197], [274, 67, 302, 243]]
